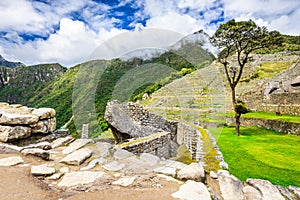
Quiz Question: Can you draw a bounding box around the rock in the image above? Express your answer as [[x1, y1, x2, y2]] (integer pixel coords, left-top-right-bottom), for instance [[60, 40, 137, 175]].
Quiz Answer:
[[157, 174, 183, 184], [31, 164, 55, 176], [103, 161, 125, 172], [96, 142, 112, 157], [153, 166, 176, 177], [0, 142, 22, 153], [80, 158, 106, 171], [22, 141, 52, 150], [140, 153, 160, 166], [288, 186, 300, 199], [277, 186, 294, 200], [171, 180, 211, 200], [60, 148, 93, 165], [0, 156, 24, 166], [218, 170, 244, 200], [113, 148, 134, 160], [51, 136, 73, 149], [0, 125, 31, 142], [177, 163, 205, 182], [0, 112, 39, 125], [104, 101, 161, 143], [59, 167, 69, 174], [62, 139, 92, 155], [31, 108, 55, 119], [122, 156, 154, 174], [57, 171, 106, 187], [112, 177, 136, 187], [243, 185, 262, 200], [247, 178, 285, 200], [31, 118, 56, 134], [46, 173, 63, 180], [164, 160, 187, 170], [210, 171, 218, 179], [21, 148, 50, 160]]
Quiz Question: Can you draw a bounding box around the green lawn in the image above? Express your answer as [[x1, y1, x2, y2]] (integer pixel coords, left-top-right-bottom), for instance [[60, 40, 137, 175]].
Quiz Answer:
[[209, 126, 300, 187], [226, 111, 300, 123]]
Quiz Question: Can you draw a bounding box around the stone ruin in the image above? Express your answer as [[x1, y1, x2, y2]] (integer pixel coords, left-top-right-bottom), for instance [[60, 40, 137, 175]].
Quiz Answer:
[[0, 102, 56, 143]]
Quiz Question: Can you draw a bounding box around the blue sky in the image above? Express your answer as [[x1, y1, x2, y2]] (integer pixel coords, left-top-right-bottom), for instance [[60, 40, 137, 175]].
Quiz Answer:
[[0, 0, 299, 67]]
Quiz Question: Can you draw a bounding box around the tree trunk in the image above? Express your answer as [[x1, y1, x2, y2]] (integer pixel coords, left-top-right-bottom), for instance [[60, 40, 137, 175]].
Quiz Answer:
[[231, 86, 240, 136]]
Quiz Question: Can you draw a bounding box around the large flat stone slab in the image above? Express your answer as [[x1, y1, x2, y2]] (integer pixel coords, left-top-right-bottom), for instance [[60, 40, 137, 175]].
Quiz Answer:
[[172, 180, 211, 200], [0, 143, 22, 153], [60, 148, 92, 165], [247, 178, 285, 200], [0, 125, 31, 142], [140, 153, 160, 166], [51, 136, 73, 149], [57, 171, 106, 187], [21, 148, 50, 160], [112, 177, 136, 187], [96, 142, 112, 157], [31, 164, 55, 176], [22, 141, 52, 150], [113, 148, 134, 160], [62, 139, 92, 155], [177, 163, 205, 182], [153, 166, 176, 177], [0, 156, 24, 166], [103, 161, 125, 172]]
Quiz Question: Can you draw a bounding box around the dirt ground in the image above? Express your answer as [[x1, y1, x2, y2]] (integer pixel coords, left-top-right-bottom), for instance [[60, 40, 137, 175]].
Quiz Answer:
[[0, 154, 178, 200]]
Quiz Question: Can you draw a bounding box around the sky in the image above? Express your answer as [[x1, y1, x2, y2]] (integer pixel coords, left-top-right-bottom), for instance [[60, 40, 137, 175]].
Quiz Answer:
[[0, 0, 299, 67]]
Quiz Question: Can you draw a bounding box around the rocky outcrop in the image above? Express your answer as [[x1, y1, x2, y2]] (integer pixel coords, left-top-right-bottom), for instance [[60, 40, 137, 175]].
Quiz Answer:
[[0, 103, 56, 142]]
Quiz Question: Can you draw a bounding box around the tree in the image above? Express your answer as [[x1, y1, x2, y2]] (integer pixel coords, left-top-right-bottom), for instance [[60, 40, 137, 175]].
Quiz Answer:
[[210, 19, 282, 136]]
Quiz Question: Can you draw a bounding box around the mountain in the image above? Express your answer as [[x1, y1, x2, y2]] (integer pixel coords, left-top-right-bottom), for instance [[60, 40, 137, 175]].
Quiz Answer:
[[0, 55, 25, 69], [0, 63, 66, 104]]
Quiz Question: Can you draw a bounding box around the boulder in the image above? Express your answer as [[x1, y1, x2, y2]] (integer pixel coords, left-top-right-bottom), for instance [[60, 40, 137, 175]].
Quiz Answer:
[[177, 163, 205, 182], [0, 112, 39, 125], [140, 153, 160, 166], [0, 125, 31, 142], [247, 178, 285, 200], [171, 180, 211, 200], [243, 185, 262, 200], [218, 170, 244, 200], [288, 186, 300, 199], [0, 156, 24, 166], [276, 186, 294, 200], [60, 148, 93, 165], [57, 171, 106, 187], [96, 142, 112, 157], [31, 164, 55, 176], [31, 108, 55, 119], [21, 148, 50, 160], [31, 118, 56, 134], [62, 139, 92, 155], [0, 142, 22, 153]]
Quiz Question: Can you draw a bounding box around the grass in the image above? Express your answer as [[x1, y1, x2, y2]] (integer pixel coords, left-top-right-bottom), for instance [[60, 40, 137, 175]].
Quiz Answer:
[[258, 61, 291, 79], [209, 126, 300, 187], [226, 111, 300, 123]]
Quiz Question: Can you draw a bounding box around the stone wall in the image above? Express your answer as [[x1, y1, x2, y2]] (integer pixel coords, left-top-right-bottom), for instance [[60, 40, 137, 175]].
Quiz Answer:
[[0, 103, 56, 142], [227, 117, 300, 135], [119, 132, 177, 158]]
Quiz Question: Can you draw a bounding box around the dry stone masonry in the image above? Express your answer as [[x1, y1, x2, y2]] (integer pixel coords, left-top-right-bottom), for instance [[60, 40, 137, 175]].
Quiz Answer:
[[0, 102, 56, 142]]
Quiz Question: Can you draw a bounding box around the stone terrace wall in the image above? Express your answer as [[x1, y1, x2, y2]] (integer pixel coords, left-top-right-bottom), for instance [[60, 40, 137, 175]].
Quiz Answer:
[[227, 117, 300, 135], [119, 132, 177, 158]]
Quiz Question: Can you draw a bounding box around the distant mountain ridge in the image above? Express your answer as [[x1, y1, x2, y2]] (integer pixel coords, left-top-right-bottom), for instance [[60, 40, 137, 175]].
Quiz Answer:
[[0, 55, 25, 68]]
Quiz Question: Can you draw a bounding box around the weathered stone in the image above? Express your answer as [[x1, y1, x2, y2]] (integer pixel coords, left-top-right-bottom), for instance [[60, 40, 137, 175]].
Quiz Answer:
[[277, 186, 294, 200], [177, 163, 205, 182], [210, 171, 218, 179], [0, 142, 22, 153], [59, 167, 69, 174], [164, 160, 187, 170], [140, 153, 160, 166], [31, 108, 55, 119], [31, 118, 56, 134], [96, 142, 112, 157], [22, 141, 52, 150], [60, 148, 93, 165], [243, 185, 262, 200], [288, 186, 300, 199], [113, 148, 134, 160], [51, 136, 73, 149], [102, 161, 125, 172], [0, 156, 24, 166], [31, 164, 55, 176], [57, 171, 106, 187], [218, 170, 244, 200], [62, 139, 92, 155], [80, 158, 106, 171], [46, 173, 63, 180], [153, 166, 176, 177], [112, 177, 136, 187], [0, 112, 39, 125], [172, 180, 211, 200], [21, 148, 50, 160], [0, 125, 31, 142], [157, 174, 183, 184], [247, 178, 285, 200]]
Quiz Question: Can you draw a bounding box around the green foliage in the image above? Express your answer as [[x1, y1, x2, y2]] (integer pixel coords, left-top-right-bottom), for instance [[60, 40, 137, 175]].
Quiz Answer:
[[235, 100, 249, 115], [210, 126, 300, 187]]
